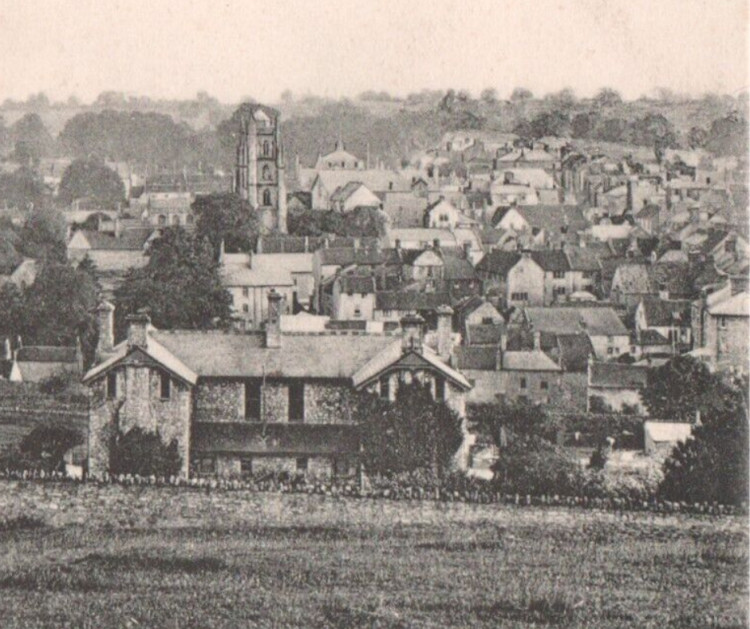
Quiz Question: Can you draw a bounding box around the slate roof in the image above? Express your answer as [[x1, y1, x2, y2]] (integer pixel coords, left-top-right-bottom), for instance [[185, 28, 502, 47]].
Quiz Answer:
[[16, 346, 78, 363], [454, 346, 499, 370], [524, 307, 628, 336], [315, 170, 411, 195], [640, 297, 692, 327], [466, 324, 505, 346], [648, 263, 694, 298], [337, 274, 377, 294], [375, 291, 451, 311], [644, 421, 692, 444], [441, 253, 478, 281], [708, 293, 750, 317], [501, 350, 561, 372], [529, 250, 571, 272], [589, 363, 648, 388], [317, 247, 397, 267], [564, 247, 602, 272], [613, 263, 654, 294], [638, 329, 670, 346], [74, 228, 154, 251], [475, 251, 521, 277], [516, 205, 588, 234]]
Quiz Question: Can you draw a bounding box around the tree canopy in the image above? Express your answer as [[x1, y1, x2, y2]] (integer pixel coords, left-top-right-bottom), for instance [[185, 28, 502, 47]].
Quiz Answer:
[[193, 192, 261, 254], [18, 206, 68, 262], [9, 113, 55, 164], [57, 158, 126, 208], [114, 228, 233, 336]]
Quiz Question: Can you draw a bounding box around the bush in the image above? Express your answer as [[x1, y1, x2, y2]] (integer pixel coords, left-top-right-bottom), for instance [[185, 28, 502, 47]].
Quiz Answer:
[[109, 427, 182, 478], [16, 423, 83, 473]]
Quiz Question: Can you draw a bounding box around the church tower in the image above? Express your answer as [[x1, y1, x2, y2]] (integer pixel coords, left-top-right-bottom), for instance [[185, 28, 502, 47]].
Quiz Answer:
[[233, 104, 287, 234]]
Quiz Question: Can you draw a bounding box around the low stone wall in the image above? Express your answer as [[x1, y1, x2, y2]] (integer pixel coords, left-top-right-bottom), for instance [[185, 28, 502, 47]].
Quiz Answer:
[[0, 480, 745, 530]]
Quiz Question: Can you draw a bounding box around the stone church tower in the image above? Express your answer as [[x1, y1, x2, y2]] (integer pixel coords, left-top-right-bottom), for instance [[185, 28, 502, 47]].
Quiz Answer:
[[233, 104, 287, 233]]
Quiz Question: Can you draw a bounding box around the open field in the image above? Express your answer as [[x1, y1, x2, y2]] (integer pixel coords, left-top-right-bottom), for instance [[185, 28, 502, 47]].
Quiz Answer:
[[0, 493, 746, 629]]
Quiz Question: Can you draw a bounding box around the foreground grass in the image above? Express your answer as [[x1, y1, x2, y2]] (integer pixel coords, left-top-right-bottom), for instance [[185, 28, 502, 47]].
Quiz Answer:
[[0, 510, 746, 628]]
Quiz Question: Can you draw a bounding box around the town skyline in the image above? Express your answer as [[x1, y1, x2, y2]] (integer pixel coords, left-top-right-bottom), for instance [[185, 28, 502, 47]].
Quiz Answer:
[[0, 0, 747, 104]]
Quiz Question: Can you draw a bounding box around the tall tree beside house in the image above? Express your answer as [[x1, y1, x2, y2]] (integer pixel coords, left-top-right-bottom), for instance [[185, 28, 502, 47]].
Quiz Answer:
[[357, 382, 464, 480], [9, 113, 55, 165], [114, 228, 232, 337], [0, 282, 27, 340], [23, 261, 100, 365], [193, 192, 261, 255], [571, 112, 600, 139], [18, 205, 68, 262], [0, 229, 21, 275], [628, 113, 678, 151], [0, 166, 46, 210], [530, 110, 571, 139], [704, 112, 749, 157], [57, 158, 126, 208]]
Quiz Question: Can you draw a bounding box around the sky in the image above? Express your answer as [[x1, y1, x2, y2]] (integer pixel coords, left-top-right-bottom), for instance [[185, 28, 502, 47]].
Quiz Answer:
[[0, 0, 747, 104]]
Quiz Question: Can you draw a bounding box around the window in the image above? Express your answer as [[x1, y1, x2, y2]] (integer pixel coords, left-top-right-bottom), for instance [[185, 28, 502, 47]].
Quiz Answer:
[[540, 380, 548, 390], [242, 304, 249, 313], [607, 347, 614, 355], [160, 372, 171, 400], [553, 271, 566, 279], [262, 165, 271, 180], [482, 317, 494, 324], [240, 456, 253, 477], [379, 375, 390, 400], [554, 287, 566, 296], [510, 292, 528, 301], [435, 376, 446, 400], [333, 457, 351, 477], [520, 377, 527, 389], [245, 380, 262, 420], [719, 316, 728, 329], [353, 306, 362, 318], [262, 189, 272, 206], [197, 457, 215, 475], [296, 457, 308, 472], [106, 372, 117, 399], [262, 140, 270, 157], [242, 287, 249, 297], [289, 382, 304, 422]]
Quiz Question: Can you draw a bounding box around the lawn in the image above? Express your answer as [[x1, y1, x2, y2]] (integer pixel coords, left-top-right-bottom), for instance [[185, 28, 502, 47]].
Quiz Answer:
[[0, 506, 746, 628]]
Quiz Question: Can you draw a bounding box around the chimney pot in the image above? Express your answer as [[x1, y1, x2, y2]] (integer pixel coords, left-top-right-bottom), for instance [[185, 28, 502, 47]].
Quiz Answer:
[[266, 290, 283, 348], [126, 311, 151, 350], [96, 301, 116, 357], [400, 314, 425, 353]]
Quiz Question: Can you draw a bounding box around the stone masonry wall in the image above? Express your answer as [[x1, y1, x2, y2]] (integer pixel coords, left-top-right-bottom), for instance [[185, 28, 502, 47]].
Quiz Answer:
[[263, 383, 289, 423], [304, 383, 358, 424], [194, 380, 244, 422]]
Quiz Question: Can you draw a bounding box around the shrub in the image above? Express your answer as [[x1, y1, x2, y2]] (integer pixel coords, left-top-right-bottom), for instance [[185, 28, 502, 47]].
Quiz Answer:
[[17, 423, 83, 473], [588, 442, 610, 470], [109, 427, 181, 478]]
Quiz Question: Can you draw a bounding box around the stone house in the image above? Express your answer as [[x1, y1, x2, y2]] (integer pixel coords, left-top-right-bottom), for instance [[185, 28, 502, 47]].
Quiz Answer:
[[83, 297, 472, 479], [634, 297, 692, 355], [697, 277, 749, 374], [586, 360, 648, 413], [329, 182, 381, 213], [9, 344, 83, 383]]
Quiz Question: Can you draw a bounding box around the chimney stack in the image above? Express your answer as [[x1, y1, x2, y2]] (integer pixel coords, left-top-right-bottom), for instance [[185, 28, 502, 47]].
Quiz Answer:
[[435, 305, 454, 361], [126, 310, 151, 350], [96, 301, 116, 357], [532, 330, 541, 351], [400, 314, 424, 353], [266, 290, 283, 348]]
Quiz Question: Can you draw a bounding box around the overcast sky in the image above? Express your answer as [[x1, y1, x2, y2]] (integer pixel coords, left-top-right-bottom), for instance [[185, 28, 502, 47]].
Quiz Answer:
[[0, 0, 747, 103]]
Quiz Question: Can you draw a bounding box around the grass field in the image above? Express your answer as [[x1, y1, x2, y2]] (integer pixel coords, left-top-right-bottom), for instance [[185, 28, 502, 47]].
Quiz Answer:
[[0, 505, 746, 629]]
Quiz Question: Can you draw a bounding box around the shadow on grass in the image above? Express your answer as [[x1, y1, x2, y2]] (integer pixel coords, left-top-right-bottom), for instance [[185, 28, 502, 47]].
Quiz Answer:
[[415, 540, 504, 552], [74, 552, 226, 573]]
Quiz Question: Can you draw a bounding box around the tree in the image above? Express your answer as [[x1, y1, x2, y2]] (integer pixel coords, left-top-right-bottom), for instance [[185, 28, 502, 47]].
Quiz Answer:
[[193, 193, 260, 254], [704, 113, 749, 157], [480, 88, 498, 104], [687, 126, 708, 150], [114, 228, 232, 336], [109, 427, 182, 477], [18, 423, 83, 473], [0, 166, 45, 210], [628, 113, 678, 150], [342, 207, 387, 238], [57, 158, 126, 208], [0, 282, 27, 339], [545, 88, 576, 109], [529, 110, 571, 138], [287, 208, 324, 237], [571, 112, 599, 139], [0, 229, 21, 274], [10, 113, 54, 164], [18, 206, 67, 262], [357, 382, 464, 479], [593, 117, 628, 143], [23, 261, 99, 365], [510, 88, 533, 102], [593, 88, 623, 108]]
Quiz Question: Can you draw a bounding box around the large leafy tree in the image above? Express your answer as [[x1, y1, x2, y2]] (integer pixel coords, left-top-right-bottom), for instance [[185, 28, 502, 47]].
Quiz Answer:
[[646, 358, 749, 505], [18, 423, 84, 473], [628, 113, 678, 151], [529, 110, 571, 138], [57, 158, 126, 208], [593, 87, 623, 108], [193, 192, 260, 254], [0, 167, 45, 210], [23, 261, 100, 365], [114, 228, 232, 336], [10, 113, 55, 164], [18, 205, 68, 262], [704, 113, 749, 157], [357, 382, 464, 479], [109, 427, 182, 478]]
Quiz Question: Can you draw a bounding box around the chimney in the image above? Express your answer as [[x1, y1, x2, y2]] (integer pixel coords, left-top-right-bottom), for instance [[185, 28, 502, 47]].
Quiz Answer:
[[96, 301, 116, 357], [400, 314, 424, 353], [433, 238, 440, 250], [219, 239, 226, 263], [435, 305, 453, 361], [126, 311, 151, 350], [730, 275, 749, 296], [499, 333, 508, 352], [266, 290, 283, 348], [532, 330, 541, 351], [394, 238, 401, 250], [114, 217, 123, 239], [3, 338, 10, 361]]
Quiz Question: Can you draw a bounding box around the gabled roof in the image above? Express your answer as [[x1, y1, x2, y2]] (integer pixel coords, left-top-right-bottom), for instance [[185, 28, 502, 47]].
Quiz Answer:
[[71, 228, 155, 251], [441, 253, 478, 281], [83, 335, 198, 386], [529, 250, 571, 272], [336, 274, 377, 294], [314, 170, 410, 195], [638, 329, 670, 346], [454, 346, 499, 370], [501, 350, 561, 372], [524, 307, 628, 336], [16, 346, 77, 363], [475, 250, 521, 276], [564, 247, 602, 272], [708, 292, 750, 317], [555, 334, 595, 372], [640, 296, 691, 327], [317, 247, 396, 267], [589, 362, 648, 389], [351, 343, 471, 390], [466, 323, 505, 346], [375, 291, 451, 311]]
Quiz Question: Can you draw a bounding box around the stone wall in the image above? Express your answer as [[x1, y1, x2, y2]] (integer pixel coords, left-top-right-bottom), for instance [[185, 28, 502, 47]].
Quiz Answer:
[[304, 382, 357, 424], [194, 380, 244, 422], [263, 383, 289, 422]]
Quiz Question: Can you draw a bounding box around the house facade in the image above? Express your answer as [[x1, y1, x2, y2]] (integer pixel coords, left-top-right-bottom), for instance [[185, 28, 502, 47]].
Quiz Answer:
[[84, 297, 472, 479]]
